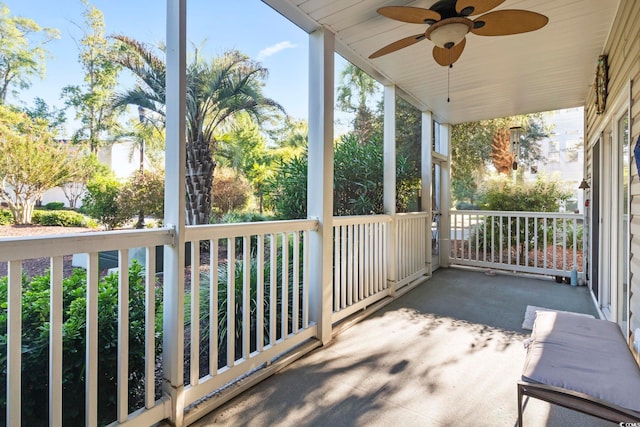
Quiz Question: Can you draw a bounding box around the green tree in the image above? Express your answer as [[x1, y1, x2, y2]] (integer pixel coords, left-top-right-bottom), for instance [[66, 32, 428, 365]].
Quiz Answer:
[[395, 97, 421, 167], [62, 1, 122, 153], [0, 105, 75, 224], [112, 109, 165, 227], [269, 117, 308, 156], [113, 35, 282, 225], [451, 119, 503, 205], [517, 116, 549, 170], [218, 114, 284, 213], [0, 2, 59, 104], [451, 114, 549, 205], [336, 63, 380, 144], [23, 96, 66, 133]]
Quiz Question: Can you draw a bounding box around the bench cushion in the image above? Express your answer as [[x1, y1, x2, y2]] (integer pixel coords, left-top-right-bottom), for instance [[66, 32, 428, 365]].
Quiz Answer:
[[522, 310, 640, 413]]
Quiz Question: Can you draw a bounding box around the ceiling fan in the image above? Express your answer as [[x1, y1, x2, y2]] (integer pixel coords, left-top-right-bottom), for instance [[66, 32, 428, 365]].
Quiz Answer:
[[369, 0, 549, 66]]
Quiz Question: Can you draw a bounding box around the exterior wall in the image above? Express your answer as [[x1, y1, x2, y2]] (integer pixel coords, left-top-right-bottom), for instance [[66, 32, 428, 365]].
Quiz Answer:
[[39, 139, 151, 208], [585, 0, 640, 356]]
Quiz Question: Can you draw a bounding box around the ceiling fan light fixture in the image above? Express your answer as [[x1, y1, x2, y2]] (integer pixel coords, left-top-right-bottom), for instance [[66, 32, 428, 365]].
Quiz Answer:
[[426, 18, 472, 49]]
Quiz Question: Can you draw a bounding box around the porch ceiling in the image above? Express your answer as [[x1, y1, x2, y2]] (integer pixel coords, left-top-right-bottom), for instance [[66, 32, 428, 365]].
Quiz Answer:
[[263, 0, 619, 124]]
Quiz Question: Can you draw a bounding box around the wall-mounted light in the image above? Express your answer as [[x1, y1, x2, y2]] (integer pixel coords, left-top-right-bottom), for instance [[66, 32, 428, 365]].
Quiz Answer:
[[578, 179, 590, 190]]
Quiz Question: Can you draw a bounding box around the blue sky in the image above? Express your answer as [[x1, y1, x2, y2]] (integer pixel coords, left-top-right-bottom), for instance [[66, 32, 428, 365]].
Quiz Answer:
[[5, 1, 321, 127]]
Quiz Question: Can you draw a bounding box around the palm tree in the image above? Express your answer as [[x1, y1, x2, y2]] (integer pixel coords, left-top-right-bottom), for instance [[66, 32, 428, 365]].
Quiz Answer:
[[112, 35, 283, 224]]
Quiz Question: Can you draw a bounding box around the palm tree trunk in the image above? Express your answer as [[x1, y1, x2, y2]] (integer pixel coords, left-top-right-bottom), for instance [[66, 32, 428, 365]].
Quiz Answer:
[[185, 139, 215, 225]]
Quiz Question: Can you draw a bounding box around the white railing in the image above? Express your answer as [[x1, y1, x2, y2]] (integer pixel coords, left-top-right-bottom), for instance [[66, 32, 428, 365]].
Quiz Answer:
[[181, 219, 318, 410], [331, 213, 429, 324], [0, 214, 432, 426], [450, 210, 584, 277], [395, 212, 429, 289], [331, 215, 391, 323], [0, 228, 174, 427], [4, 209, 585, 426]]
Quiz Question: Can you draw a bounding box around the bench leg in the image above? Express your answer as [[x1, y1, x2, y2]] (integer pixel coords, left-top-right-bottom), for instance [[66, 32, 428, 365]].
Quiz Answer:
[[517, 383, 524, 427]]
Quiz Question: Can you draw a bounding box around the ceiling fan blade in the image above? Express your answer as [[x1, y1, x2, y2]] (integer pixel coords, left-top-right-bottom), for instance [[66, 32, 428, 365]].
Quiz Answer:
[[471, 10, 549, 36], [369, 34, 427, 59], [432, 38, 466, 66], [455, 0, 505, 16], [377, 6, 441, 24]]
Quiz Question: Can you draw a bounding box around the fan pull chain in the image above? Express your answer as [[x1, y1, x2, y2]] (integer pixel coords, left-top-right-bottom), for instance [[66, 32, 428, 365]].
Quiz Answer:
[[447, 49, 452, 102]]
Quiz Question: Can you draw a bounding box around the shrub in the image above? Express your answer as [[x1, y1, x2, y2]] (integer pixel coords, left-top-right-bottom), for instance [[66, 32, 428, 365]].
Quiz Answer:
[[44, 201, 65, 210], [263, 155, 307, 220], [471, 176, 573, 262], [565, 222, 584, 249], [477, 175, 571, 212], [32, 209, 93, 227], [218, 210, 272, 224], [263, 133, 420, 219], [82, 175, 132, 229], [212, 169, 251, 216], [118, 169, 165, 222], [0, 262, 161, 426], [0, 209, 12, 225]]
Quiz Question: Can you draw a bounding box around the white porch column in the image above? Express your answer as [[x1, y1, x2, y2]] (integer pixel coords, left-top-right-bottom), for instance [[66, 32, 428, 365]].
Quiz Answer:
[[439, 123, 452, 268], [308, 28, 334, 345], [163, 0, 186, 425], [383, 85, 397, 295], [383, 85, 397, 215], [421, 111, 433, 275]]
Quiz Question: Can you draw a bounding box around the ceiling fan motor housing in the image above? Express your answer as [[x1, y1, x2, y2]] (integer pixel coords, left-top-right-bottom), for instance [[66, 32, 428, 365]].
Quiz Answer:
[[426, 17, 473, 49]]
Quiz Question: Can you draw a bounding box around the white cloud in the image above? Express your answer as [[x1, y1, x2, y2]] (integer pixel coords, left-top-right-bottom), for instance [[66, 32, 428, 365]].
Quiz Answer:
[[258, 41, 297, 60]]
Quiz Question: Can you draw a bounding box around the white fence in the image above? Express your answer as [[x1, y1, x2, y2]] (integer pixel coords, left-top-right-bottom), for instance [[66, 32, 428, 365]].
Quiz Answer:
[[450, 210, 584, 277], [0, 214, 431, 426]]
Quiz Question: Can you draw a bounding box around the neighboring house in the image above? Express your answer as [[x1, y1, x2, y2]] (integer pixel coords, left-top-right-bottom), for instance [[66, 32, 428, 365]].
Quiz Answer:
[[524, 107, 586, 212]]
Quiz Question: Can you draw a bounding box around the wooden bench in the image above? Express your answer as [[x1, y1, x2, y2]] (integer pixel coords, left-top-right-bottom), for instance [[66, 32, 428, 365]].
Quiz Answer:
[[518, 310, 640, 425]]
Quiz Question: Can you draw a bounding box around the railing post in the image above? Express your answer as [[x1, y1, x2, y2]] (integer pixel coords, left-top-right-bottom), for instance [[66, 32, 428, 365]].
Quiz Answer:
[[163, 0, 186, 425], [388, 215, 397, 296], [308, 28, 334, 345]]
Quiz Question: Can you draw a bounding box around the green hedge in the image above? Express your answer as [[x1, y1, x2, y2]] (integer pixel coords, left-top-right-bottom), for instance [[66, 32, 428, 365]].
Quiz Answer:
[[44, 201, 65, 210], [0, 209, 97, 228], [0, 262, 161, 425], [32, 209, 96, 228], [0, 209, 11, 225]]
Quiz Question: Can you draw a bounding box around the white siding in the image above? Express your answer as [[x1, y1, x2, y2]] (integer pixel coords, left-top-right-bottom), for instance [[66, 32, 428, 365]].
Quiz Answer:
[[585, 0, 640, 357]]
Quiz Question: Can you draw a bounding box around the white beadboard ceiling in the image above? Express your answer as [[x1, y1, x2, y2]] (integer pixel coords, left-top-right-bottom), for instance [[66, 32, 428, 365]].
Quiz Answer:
[[263, 0, 619, 124]]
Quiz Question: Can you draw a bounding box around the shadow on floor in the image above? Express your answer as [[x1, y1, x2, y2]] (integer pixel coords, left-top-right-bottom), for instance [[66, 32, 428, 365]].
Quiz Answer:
[[193, 268, 614, 427]]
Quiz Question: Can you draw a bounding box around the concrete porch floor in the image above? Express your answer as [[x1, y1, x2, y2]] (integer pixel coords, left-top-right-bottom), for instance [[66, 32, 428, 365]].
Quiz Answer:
[[192, 268, 615, 427]]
